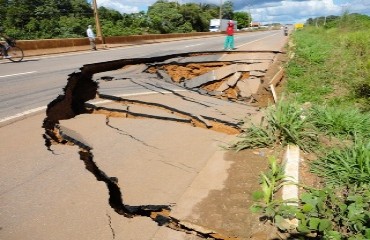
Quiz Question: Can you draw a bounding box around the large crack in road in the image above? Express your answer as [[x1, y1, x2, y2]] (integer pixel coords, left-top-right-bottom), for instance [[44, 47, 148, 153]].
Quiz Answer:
[[89, 94, 241, 135], [42, 50, 281, 239]]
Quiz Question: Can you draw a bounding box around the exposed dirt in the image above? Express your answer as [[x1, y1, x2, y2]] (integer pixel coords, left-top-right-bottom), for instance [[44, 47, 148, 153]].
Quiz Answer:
[[202, 79, 225, 92], [150, 62, 230, 83], [189, 149, 277, 239], [149, 53, 282, 105], [193, 148, 321, 240], [254, 52, 288, 108], [166, 62, 229, 81], [224, 87, 239, 99]]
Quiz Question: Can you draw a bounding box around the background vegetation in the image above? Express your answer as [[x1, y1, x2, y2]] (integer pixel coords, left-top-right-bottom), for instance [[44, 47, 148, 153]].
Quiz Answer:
[[233, 13, 370, 239], [0, 0, 251, 40], [287, 13, 370, 111]]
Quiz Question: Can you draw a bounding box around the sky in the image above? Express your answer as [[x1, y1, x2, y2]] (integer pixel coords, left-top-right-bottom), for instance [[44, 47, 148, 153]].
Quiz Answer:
[[90, 0, 370, 24]]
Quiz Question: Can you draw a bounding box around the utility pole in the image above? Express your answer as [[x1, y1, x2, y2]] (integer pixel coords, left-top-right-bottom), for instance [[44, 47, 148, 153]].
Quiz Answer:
[[219, 0, 223, 20], [92, 0, 105, 44], [248, 5, 252, 27]]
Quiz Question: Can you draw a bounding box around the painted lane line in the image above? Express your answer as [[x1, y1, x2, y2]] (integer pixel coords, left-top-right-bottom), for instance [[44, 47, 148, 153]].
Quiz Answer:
[[184, 44, 202, 48], [0, 71, 38, 78], [0, 106, 47, 124], [236, 32, 280, 48]]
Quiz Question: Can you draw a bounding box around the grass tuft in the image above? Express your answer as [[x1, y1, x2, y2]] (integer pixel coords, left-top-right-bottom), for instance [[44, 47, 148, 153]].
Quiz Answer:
[[230, 99, 318, 152], [310, 139, 370, 186], [310, 105, 370, 140]]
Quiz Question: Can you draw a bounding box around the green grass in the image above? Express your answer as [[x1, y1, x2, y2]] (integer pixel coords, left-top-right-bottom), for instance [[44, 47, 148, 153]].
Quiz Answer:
[[244, 13, 370, 239], [285, 20, 370, 110], [310, 105, 370, 140], [311, 139, 370, 186], [230, 99, 318, 152], [230, 125, 275, 151]]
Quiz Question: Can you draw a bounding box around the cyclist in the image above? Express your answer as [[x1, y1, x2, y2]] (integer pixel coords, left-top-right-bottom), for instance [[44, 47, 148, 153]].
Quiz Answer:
[[0, 27, 11, 58], [283, 25, 288, 36]]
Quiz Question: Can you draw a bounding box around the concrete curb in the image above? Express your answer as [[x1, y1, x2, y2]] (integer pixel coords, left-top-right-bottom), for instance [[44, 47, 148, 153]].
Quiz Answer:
[[282, 144, 300, 205]]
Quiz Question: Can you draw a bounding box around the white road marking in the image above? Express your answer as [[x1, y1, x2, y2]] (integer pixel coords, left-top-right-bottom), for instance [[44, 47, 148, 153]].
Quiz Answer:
[[184, 44, 202, 48], [0, 106, 47, 124], [0, 71, 37, 78]]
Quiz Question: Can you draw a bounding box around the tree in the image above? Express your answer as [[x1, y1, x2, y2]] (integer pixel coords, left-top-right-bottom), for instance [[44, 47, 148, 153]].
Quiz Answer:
[[34, 0, 72, 19], [0, 0, 242, 39], [179, 3, 208, 32], [58, 16, 88, 38], [0, 0, 7, 24], [147, 0, 184, 34], [233, 11, 251, 29], [4, 0, 35, 38], [70, 0, 93, 18], [222, 1, 233, 19], [128, 12, 150, 30], [98, 6, 122, 23], [200, 3, 219, 19]]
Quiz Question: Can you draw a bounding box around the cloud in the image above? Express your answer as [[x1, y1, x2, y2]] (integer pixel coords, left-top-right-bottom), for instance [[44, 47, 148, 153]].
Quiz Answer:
[[340, 0, 370, 15], [97, 0, 149, 13], [235, 0, 355, 23], [95, 0, 370, 24]]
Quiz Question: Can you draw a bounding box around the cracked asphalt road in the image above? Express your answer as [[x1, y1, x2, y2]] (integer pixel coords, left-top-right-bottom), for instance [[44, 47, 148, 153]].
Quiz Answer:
[[0, 32, 288, 239]]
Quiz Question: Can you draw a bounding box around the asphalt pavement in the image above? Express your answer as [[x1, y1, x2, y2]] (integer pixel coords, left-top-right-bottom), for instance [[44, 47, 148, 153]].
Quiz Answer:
[[0, 34, 288, 240]]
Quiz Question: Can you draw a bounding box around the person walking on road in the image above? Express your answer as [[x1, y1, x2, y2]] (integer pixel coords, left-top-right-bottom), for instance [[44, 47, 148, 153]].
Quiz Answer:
[[224, 20, 235, 51], [86, 25, 97, 51]]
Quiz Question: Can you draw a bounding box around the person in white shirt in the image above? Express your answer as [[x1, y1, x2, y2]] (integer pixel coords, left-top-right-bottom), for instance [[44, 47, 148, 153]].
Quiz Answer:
[[86, 25, 97, 50]]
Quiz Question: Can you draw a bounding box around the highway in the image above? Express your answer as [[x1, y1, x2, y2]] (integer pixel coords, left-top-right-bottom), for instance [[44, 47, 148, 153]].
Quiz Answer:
[[0, 30, 281, 121], [0, 29, 288, 240]]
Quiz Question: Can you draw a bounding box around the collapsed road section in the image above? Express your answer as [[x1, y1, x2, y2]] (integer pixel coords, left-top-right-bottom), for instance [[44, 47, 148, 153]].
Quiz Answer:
[[42, 50, 284, 239]]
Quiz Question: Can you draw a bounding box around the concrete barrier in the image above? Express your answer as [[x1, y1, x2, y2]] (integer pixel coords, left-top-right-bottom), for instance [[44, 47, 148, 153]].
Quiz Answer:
[[16, 32, 220, 51]]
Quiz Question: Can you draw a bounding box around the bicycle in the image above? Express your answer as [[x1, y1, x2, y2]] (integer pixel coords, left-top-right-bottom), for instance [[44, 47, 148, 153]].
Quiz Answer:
[[0, 38, 24, 62]]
